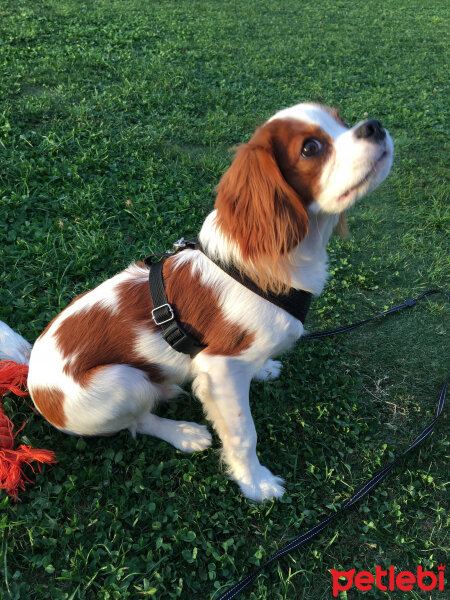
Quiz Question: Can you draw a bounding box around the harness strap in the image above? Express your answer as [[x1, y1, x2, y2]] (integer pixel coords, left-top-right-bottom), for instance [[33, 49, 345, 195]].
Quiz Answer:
[[147, 257, 206, 358], [144, 236, 312, 357], [196, 251, 312, 324]]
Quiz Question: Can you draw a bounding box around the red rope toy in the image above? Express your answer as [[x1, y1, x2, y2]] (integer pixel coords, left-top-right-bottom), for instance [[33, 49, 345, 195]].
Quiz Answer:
[[0, 360, 56, 501]]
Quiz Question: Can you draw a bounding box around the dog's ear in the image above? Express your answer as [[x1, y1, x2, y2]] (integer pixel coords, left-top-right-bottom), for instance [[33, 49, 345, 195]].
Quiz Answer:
[[335, 211, 350, 238], [215, 125, 308, 291]]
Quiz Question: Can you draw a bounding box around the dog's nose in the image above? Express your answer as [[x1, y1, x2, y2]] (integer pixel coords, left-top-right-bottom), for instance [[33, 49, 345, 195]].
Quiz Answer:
[[355, 119, 386, 143]]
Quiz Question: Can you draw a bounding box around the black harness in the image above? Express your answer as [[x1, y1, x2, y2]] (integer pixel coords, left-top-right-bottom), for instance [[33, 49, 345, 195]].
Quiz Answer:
[[144, 237, 312, 357]]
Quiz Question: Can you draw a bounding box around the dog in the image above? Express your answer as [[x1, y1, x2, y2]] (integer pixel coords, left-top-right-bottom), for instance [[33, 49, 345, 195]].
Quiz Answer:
[[1, 103, 393, 502]]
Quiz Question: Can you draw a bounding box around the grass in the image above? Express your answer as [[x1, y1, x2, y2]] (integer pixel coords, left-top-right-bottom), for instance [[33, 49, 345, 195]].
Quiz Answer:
[[0, 0, 448, 598]]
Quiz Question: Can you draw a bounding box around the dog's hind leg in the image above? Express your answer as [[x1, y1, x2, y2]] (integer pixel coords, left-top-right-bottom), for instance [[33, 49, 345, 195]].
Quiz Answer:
[[135, 413, 212, 452], [29, 363, 165, 436], [64, 366, 210, 452]]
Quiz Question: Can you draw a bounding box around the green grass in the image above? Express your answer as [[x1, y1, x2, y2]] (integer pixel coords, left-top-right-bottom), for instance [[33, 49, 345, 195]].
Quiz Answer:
[[0, 1, 448, 599]]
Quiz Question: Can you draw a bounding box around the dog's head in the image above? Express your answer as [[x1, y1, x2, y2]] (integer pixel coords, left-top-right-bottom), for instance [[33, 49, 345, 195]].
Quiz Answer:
[[214, 103, 393, 289]]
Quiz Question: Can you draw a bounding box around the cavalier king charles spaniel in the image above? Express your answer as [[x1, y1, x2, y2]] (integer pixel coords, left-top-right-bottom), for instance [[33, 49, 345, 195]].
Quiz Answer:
[[1, 103, 393, 501]]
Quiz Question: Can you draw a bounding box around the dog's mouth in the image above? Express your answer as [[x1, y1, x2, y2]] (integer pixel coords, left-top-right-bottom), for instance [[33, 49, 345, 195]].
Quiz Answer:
[[338, 150, 388, 202]]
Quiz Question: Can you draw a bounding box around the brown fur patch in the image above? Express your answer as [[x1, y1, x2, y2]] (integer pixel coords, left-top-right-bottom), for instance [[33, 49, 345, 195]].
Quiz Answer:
[[269, 118, 333, 202], [215, 117, 332, 292], [53, 261, 253, 383], [54, 279, 165, 386], [163, 258, 255, 356], [32, 386, 66, 429]]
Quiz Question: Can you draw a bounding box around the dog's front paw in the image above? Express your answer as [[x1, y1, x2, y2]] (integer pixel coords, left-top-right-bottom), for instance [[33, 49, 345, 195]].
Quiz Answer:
[[236, 466, 285, 502], [254, 359, 282, 381]]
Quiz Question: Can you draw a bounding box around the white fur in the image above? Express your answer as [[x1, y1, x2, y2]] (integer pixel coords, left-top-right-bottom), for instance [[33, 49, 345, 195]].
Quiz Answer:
[[317, 126, 394, 213], [1, 103, 393, 502], [0, 320, 32, 363], [268, 102, 345, 138], [254, 359, 282, 381]]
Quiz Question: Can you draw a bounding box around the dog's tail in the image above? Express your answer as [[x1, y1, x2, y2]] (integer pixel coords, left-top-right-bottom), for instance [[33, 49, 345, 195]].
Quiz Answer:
[[0, 321, 32, 365], [0, 322, 56, 502]]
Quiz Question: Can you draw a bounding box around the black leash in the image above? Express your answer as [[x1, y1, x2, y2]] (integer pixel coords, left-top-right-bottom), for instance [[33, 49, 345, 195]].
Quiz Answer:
[[216, 289, 449, 600], [303, 289, 447, 340]]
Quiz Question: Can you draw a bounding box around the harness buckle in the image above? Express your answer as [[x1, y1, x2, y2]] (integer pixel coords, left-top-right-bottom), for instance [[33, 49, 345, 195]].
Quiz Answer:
[[173, 237, 186, 249], [152, 303, 175, 325]]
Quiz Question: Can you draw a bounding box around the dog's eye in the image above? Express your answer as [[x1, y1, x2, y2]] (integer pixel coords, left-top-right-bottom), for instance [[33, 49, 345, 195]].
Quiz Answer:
[[301, 138, 323, 158]]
